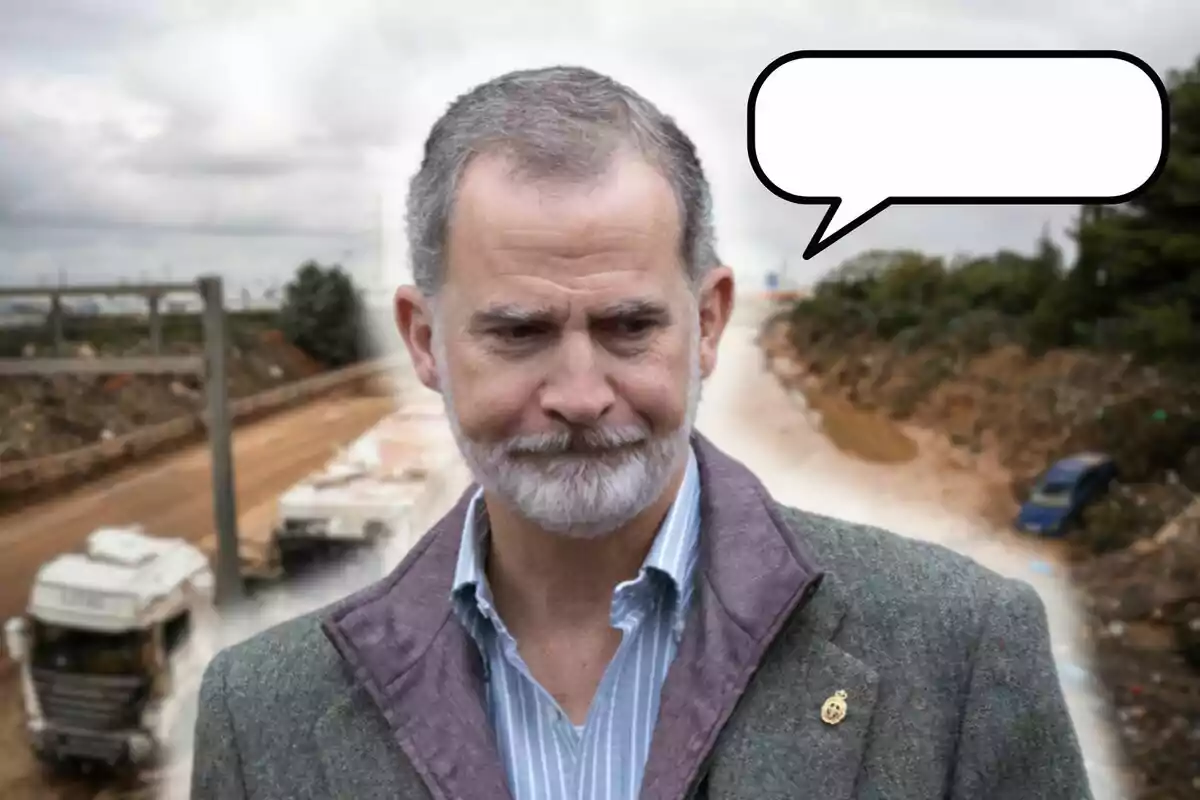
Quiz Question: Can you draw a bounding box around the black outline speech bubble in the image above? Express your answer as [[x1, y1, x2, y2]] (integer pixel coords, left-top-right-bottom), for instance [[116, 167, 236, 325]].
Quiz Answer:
[[746, 50, 1171, 260]]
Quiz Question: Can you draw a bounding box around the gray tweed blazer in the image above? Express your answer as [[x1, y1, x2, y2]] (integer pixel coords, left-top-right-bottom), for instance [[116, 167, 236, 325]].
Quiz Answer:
[[190, 433, 1093, 799]]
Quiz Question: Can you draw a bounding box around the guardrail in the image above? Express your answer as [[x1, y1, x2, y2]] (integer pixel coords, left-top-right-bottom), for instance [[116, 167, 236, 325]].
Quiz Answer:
[[0, 356, 208, 377], [0, 357, 404, 511]]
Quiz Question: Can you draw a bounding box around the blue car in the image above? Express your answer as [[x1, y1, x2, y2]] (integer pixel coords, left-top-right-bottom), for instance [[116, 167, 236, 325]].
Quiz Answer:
[[1015, 452, 1117, 537]]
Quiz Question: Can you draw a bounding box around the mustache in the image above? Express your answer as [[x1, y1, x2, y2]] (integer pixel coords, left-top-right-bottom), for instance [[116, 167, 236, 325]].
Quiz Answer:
[[503, 425, 650, 456]]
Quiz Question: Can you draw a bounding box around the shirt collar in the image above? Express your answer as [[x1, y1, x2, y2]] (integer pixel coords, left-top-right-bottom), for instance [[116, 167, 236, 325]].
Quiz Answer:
[[451, 445, 702, 636]]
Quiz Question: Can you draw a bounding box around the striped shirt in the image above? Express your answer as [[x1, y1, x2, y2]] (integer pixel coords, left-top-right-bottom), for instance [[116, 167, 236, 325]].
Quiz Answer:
[[450, 447, 702, 800]]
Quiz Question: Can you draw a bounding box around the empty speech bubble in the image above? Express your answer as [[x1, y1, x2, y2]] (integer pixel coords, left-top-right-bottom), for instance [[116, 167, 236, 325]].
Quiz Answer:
[[747, 51, 1170, 259]]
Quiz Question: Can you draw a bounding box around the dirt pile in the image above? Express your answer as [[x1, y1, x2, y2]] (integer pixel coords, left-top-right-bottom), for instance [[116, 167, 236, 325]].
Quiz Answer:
[[0, 331, 327, 463]]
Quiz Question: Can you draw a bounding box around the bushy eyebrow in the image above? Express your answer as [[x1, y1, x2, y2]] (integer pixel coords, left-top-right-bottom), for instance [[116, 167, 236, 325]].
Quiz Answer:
[[468, 304, 559, 333], [469, 299, 671, 332], [591, 299, 672, 324]]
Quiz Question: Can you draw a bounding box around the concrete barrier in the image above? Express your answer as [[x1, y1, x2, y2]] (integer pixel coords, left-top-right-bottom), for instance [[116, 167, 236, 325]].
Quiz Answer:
[[0, 357, 404, 510]]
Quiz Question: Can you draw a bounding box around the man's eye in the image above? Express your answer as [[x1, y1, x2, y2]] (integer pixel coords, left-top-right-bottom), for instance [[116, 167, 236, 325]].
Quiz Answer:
[[611, 318, 656, 337], [494, 325, 545, 341]]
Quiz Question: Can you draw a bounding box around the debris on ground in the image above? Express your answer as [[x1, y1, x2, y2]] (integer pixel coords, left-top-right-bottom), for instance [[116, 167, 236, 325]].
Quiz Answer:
[[0, 331, 328, 463], [1074, 501, 1200, 798]]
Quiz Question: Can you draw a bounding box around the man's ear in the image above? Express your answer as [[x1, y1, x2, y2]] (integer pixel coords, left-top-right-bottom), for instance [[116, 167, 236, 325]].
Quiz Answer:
[[394, 286, 441, 393], [696, 265, 735, 378]]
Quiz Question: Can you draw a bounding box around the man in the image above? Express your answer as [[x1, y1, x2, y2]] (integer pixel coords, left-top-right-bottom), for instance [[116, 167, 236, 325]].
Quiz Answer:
[[191, 66, 1093, 799]]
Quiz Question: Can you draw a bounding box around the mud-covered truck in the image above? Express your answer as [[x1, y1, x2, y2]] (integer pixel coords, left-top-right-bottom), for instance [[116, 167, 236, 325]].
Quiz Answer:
[[3, 525, 216, 771], [271, 407, 455, 570]]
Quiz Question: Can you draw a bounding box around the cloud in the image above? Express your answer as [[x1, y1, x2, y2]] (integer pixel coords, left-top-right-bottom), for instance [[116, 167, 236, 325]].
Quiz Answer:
[[0, 0, 1196, 287]]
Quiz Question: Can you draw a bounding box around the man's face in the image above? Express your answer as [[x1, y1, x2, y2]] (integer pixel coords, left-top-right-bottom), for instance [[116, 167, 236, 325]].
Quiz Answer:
[[396, 150, 734, 536]]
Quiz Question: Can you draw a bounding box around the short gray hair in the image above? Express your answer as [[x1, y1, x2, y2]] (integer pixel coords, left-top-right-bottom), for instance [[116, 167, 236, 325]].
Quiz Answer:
[[405, 65, 718, 296]]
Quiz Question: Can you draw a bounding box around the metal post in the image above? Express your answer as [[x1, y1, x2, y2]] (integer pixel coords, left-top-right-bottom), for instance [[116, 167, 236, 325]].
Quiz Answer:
[[199, 275, 243, 605], [49, 293, 65, 355], [148, 293, 162, 354]]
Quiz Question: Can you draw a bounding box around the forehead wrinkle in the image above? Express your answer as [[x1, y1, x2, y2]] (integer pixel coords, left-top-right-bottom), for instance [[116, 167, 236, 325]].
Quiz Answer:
[[488, 241, 658, 270], [499, 269, 650, 295]]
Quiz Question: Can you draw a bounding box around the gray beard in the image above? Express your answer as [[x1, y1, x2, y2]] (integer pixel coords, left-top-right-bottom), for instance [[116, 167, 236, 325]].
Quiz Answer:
[[434, 331, 702, 539]]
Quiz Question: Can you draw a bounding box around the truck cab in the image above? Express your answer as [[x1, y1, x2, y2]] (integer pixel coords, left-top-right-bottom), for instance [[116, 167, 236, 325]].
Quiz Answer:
[[3, 525, 216, 771], [271, 409, 451, 571]]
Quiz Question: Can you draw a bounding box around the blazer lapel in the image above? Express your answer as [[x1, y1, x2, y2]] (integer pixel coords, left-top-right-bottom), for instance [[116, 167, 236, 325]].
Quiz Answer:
[[638, 433, 817, 800], [640, 435, 878, 800], [320, 487, 513, 800], [701, 572, 881, 800]]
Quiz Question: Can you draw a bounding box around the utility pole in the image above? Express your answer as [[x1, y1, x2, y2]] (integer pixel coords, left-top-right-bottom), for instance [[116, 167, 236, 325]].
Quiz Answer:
[[199, 275, 243, 606]]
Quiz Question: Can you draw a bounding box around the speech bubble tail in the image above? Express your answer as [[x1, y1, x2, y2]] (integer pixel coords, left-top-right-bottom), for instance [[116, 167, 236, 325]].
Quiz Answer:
[[802, 197, 889, 260]]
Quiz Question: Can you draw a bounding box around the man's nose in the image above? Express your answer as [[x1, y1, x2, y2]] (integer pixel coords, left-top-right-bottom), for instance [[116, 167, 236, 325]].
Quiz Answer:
[[540, 335, 616, 426]]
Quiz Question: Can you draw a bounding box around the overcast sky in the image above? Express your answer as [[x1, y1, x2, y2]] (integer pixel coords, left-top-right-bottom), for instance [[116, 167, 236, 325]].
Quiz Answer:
[[0, 0, 1196, 294]]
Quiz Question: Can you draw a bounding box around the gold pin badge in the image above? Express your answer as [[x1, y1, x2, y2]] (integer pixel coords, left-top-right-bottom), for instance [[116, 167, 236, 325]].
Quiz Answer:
[[821, 690, 848, 725]]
